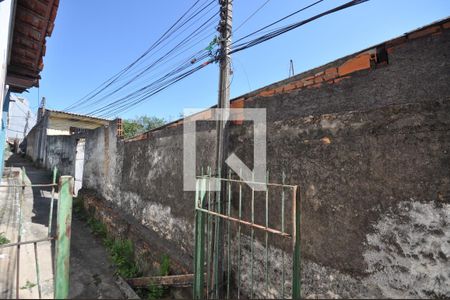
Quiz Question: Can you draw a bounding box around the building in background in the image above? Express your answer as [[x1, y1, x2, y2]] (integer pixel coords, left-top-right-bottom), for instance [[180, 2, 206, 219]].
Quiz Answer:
[[7, 94, 36, 142], [0, 0, 59, 174]]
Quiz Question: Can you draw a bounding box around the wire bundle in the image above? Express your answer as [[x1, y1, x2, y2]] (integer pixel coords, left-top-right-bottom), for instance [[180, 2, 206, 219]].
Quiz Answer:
[[63, 0, 369, 119]]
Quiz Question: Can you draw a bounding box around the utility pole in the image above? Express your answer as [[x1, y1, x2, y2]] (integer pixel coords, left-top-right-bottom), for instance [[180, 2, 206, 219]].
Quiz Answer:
[[213, 0, 232, 298], [215, 0, 233, 174]]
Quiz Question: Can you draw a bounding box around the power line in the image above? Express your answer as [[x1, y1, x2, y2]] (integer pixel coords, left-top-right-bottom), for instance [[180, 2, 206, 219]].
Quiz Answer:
[[233, 0, 325, 46], [231, 0, 368, 54], [82, 13, 219, 111], [64, 0, 217, 112], [234, 0, 272, 33], [81, 0, 369, 118], [64, 0, 207, 111]]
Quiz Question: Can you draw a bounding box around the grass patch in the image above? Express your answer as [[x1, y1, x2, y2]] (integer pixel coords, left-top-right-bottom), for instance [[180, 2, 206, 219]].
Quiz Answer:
[[75, 197, 173, 299], [0, 233, 10, 246], [147, 255, 170, 300], [106, 238, 139, 278], [87, 217, 107, 238], [20, 280, 36, 291]]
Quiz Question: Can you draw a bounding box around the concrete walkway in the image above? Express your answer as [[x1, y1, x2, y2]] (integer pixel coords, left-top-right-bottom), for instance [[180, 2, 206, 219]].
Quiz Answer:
[[0, 153, 125, 299]]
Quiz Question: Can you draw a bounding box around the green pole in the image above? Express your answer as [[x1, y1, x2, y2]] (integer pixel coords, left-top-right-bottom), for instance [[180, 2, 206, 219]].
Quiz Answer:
[[54, 176, 73, 299], [292, 186, 301, 299], [193, 178, 207, 299], [48, 166, 57, 237]]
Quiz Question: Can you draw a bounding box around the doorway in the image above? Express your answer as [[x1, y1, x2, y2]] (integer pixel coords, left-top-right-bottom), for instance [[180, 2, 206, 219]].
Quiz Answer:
[[74, 138, 85, 196]]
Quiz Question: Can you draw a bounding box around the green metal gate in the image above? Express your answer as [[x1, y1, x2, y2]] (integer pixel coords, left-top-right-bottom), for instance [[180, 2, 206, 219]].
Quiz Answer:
[[193, 169, 301, 299], [0, 167, 73, 299]]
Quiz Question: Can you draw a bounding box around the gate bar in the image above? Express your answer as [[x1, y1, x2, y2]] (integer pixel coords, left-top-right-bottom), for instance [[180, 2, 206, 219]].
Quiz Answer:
[[193, 178, 207, 299], [54, 176, 73, 299], [33, 242, 42, 299], [292, 185, 301, 299], [16, 167, 25, 299], [195, 208, 290, 237], [48, 167, 57, 237], [0, 237, 53, 248]]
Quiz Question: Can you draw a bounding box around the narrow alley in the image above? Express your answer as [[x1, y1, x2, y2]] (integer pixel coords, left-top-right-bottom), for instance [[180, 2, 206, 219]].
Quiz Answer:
[[1, 0, 449, 299], [0, 153, 126, 299]]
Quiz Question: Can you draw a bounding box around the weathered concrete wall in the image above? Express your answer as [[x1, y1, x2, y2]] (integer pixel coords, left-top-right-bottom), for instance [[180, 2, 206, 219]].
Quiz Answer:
[[79, 21, 450, 298], [25, 118, 46, 164], [45, 135, 75, 176]]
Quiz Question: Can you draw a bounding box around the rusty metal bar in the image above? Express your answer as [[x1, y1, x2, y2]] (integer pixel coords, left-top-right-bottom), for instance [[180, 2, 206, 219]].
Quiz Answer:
[[195, 208, 291, 237], [128, 274, 198, 288], [197, 175, 297, 188], [54, 176, 73, 299], [0, 237, 53, 249]]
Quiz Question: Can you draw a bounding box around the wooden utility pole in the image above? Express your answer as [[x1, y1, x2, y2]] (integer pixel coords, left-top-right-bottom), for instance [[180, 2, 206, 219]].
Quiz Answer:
[[213, 0, 232, 298]]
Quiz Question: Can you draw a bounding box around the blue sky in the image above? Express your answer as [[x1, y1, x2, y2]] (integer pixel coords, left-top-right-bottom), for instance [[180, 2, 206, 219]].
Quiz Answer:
[[23, 0, 450, 121]]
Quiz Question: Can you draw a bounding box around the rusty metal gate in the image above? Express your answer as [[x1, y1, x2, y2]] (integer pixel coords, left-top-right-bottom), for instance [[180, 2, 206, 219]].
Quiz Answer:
[[193, 169, 301, 299], [0, 167, 73, 299]]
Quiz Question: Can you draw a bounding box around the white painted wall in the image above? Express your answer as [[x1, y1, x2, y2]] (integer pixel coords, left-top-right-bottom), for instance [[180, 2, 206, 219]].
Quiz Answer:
[[0, 0, 16, 121]]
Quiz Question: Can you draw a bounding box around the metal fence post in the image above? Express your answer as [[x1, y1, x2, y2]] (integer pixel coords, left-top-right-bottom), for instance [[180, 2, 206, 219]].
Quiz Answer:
[[292, 186, 301, 299], [193, 178, 207, 299], [54, 176, 73, 299]]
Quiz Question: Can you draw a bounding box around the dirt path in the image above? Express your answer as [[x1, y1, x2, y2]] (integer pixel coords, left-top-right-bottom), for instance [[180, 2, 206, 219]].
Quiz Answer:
[[0, 154, 125, 299]]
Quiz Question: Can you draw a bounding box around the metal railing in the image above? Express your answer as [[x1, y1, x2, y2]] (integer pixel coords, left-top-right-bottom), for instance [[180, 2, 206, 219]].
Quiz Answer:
[[0, 166, 73, 299], [193, 169, 301, 299]]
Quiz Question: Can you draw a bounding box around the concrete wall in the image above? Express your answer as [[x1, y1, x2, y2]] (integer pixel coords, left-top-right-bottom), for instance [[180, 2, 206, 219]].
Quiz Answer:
[[26, 119, 77, 175], [25, 110, 108, 176], [45, 135, 75, 176], [26, 117, 47, 166], [0, 0, 15, 125], [78, 22, 450, 298]]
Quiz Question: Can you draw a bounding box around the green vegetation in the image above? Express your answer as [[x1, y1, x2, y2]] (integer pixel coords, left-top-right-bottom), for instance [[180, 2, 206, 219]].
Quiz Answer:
[[20, 280, 36, 291], [87, 217, 107, 238], [147, 255, 170, 300], [0, 233, 10, 245], [123, 115, 167, 139], [105, 238, 139, 278], [73, 196, 172, 299], [73, 196, 139, 278]]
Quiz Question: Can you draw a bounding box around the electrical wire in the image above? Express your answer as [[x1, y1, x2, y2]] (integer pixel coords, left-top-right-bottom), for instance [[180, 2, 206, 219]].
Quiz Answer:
[[74, 0, 369, 118], [231, 0, 368, 54], [234, 0, 273, 33], [82, 13, 219, 111], [64, 0, 216, 112]]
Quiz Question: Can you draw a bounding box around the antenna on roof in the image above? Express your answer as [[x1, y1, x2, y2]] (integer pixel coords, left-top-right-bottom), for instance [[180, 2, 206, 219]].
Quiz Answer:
[[289, 59, 295, 77]]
